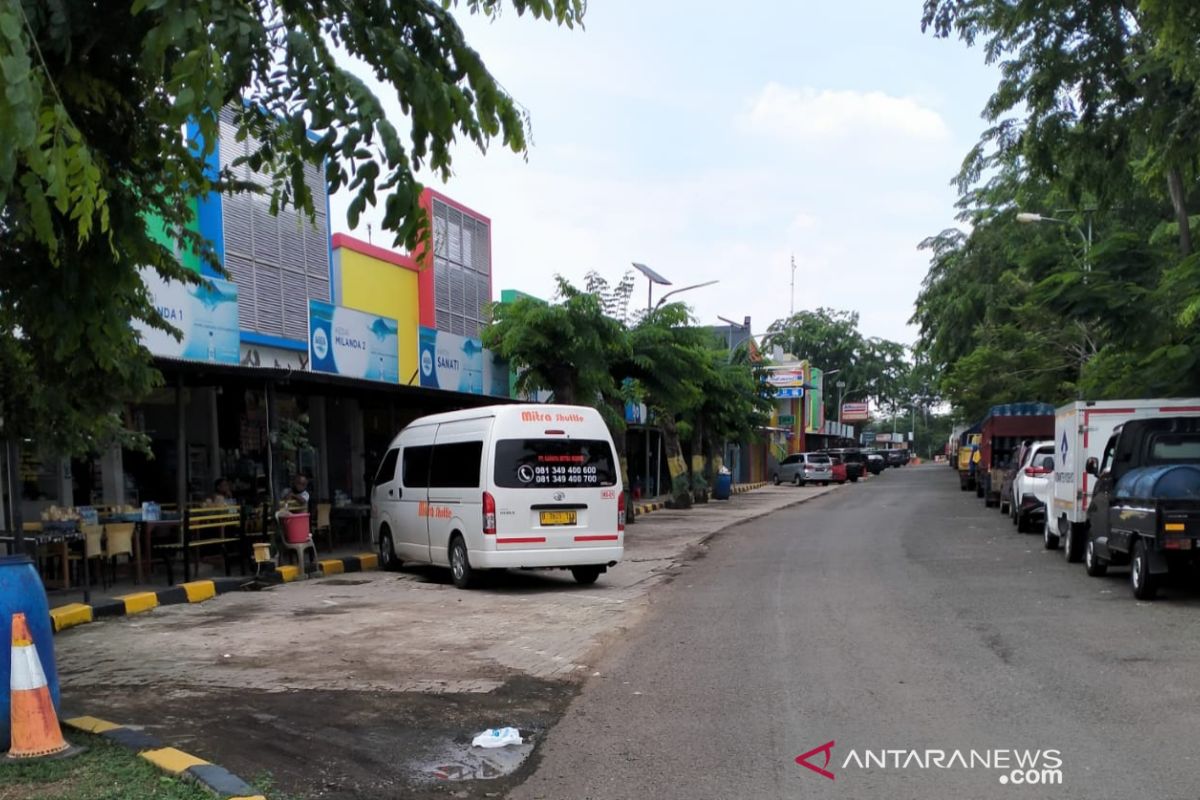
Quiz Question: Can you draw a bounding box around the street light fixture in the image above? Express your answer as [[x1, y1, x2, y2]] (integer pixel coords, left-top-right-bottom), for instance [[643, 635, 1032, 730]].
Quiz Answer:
[[653, 280, 719, 310], [632, 262, 672, 312], [836, 378, 847, 426], [1016, 209, 1094, 265]]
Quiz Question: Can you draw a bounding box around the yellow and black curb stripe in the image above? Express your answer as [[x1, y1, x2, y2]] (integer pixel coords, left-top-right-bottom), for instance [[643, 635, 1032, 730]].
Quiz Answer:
[[64, 715, 264, 799], [634, 483, 769, 517], [49, 552, 380, 635]]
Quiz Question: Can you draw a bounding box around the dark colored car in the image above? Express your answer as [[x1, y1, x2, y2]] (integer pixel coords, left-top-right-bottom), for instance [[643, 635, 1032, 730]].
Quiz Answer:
[[886, 449, 906, 467], [823, 449, 863, 482], [864, 451, 886, 475], [1083, 416, 1200, 599]]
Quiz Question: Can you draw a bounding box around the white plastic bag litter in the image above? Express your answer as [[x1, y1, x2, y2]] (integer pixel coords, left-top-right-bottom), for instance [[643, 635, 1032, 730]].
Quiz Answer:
[[471, 727, 523, 748]]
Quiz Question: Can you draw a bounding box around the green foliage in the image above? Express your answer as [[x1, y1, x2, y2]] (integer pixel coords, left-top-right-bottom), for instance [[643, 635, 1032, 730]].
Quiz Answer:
[[916, 1, 1200, 420], [0, 0, 581, 453]]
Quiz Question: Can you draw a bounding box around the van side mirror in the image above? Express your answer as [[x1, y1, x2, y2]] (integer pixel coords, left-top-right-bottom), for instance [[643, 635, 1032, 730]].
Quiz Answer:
[[1085, 457, 1099, 477]]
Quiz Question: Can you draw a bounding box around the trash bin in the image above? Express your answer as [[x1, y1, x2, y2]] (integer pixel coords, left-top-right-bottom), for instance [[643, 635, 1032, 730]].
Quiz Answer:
[[0, 555, 59, 750], [713, 470, 733, 501]]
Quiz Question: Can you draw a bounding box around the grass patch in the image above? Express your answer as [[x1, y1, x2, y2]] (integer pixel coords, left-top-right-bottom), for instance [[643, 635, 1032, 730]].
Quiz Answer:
[[0, 733, 213, 800]]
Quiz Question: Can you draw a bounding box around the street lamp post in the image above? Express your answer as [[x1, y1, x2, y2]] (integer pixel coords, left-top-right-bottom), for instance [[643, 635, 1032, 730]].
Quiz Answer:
[[654, 280, 719, 310], [631, 262, 672, 312], [1016, 210, 1094, 266], [836, 379, 847, 426]]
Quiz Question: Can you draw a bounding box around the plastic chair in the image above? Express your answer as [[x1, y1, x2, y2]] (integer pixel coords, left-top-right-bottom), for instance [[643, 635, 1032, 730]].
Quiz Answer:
[[104, 522, 136, 584], [68, 524, 107, 589], [274, 511, 318, 575]]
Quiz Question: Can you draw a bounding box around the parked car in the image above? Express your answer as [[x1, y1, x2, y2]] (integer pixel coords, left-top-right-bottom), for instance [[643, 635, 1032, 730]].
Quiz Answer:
[[824, 454, 849, 485], [865, 453, 885, 475], [774, 453, 833, 486], [1048, 398, 1200, 560], [823, 449, 864, 482], [370, 403, 624, 589], [886, 449, 906, 468], [1082, 416, 1200, 599], [1009, 440, 1054, 533]]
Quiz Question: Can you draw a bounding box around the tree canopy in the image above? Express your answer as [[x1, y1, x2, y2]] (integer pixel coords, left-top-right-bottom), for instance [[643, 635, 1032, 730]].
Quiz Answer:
[[0, 0, 582, 452], [915, 0, 1200, 421]]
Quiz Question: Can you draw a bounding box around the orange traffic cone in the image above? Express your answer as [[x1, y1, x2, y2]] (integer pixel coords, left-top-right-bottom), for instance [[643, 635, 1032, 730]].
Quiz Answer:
[[8, 612, 70, 759]]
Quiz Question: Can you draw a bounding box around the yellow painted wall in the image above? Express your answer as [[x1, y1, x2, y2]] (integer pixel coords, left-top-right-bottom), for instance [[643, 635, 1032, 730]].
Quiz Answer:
[[336, 249, 420, 382]]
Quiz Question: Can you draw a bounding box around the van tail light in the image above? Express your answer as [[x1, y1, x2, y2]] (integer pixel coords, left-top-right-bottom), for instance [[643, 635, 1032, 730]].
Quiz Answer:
[[1024, 466, 1052, 477], [618, 491, 626, 533], [483, 491, 497, 535]]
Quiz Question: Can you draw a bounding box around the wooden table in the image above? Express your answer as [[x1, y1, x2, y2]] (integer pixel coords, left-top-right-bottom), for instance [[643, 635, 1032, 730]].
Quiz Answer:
[[0, 529, 90, 600]]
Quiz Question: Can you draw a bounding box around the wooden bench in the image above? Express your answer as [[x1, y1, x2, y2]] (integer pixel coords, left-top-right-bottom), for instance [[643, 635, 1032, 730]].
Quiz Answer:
[[154, 506, 247, 584]]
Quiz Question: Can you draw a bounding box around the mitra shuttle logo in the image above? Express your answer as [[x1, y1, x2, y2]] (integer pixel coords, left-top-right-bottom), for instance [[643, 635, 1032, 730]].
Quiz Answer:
[[795, 740, 1063, 787]]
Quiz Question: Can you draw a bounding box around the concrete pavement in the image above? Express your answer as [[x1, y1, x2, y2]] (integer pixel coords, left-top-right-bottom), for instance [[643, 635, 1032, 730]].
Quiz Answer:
[[509, 465, 1200, 800], [53, 481, 843, 799]]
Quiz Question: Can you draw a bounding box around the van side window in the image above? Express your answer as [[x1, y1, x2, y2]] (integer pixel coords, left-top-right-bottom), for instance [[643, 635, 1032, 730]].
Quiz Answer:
[[429, 441, 484, 488], [403, 445, 433, 488], [374, 448, 400, 486]]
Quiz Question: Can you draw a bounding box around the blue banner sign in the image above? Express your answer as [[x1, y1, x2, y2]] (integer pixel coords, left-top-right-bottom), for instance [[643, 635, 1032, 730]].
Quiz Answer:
[[418, 326, 508, 396], [309, 300, 399, 382], [135, 269, 240, 363]]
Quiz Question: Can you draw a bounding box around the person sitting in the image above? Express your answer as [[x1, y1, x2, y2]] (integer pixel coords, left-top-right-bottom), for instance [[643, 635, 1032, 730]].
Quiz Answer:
[[209, 477, 237, 507], [280, 473, 312, 513]]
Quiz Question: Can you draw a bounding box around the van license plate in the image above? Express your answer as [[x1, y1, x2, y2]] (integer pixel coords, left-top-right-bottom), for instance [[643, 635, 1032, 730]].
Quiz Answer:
[[539, 510, 577, 526]]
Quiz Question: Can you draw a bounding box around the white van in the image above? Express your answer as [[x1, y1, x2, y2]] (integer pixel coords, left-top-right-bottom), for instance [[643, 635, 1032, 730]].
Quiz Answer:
[[370, 404, 624, 588]]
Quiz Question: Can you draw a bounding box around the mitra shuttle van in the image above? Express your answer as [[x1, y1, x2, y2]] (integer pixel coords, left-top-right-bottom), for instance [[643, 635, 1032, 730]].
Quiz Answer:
[[370, 404, 624, 588]]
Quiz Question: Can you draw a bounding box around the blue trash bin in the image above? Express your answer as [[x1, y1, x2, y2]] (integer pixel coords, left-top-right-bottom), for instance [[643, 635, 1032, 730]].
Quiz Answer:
[[0, 555, 60, 749], [714, 472, 733, 501]]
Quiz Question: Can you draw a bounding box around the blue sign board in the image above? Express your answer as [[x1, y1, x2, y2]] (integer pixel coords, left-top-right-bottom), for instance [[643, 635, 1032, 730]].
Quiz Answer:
[[775, 387, 805, 399], [135, 269, 240, 363], [418, 326, 508, 396], [309, 300, 399, 383]]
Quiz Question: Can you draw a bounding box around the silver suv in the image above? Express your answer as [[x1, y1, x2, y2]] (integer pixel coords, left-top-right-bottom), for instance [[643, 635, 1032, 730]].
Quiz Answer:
[[774, 453, 834, 486]]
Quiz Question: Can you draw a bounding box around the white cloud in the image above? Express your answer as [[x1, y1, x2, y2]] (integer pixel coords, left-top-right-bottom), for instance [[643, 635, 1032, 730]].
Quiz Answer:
[[742, 83, 950, 142]]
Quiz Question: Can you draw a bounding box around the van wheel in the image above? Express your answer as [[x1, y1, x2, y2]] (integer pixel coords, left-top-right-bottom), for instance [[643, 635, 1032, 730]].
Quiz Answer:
[[772, 473, 780, 486], [1084, 538, 1108, 577], [1043, 517, 1059, 550], [793, 474, 802, 487], [378, 530, 401, 572], [449, 535, 475, 589], [1131, 539, 1158, 600], [571, 566, 602, 585]]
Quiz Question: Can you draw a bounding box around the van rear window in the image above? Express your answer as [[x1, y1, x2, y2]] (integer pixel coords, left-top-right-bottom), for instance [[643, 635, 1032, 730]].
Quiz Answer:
[[494, 439, 617, 488]]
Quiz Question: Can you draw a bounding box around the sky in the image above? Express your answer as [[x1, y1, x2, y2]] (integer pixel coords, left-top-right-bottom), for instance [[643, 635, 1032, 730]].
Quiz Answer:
[[328, 0, 1000, 347]]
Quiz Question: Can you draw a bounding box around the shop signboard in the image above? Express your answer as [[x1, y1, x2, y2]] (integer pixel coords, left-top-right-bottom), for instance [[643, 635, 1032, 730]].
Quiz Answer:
[[778, 414, 796, 427], [842, 401, 870, 421], [308, 300, 399, 383], [418, 326, 509, 396], [135, 269, 240, 363], [861, 431, 877, 444]]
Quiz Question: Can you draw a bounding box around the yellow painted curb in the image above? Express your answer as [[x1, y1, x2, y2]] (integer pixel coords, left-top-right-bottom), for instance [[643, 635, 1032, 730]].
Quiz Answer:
[[181, 580, 216, 603], [319, 558, 345, 575], [49, 603, 93, 632], [277, 564, 300, 582], [118, 591, 159, 615], [65, 716, 122, 734], [356, 553, 379, 570], [141, 747, 210, 775]]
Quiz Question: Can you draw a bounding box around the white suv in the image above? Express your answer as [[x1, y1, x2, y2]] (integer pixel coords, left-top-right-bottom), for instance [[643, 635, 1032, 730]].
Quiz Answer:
[[774, 453, 833, 486], [1010, 440, 1055, 533]]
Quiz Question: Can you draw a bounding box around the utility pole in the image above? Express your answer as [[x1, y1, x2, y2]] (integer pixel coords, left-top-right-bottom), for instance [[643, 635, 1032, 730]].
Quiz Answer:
[[789, 255, 797, 317]]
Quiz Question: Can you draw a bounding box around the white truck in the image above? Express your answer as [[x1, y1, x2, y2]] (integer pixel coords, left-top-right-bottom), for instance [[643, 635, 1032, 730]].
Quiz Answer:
[[1048, 398, 1200, 560]]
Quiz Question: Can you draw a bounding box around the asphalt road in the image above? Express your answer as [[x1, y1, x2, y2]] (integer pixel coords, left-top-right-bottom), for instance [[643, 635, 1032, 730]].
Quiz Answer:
[[508, 465, 1200, 800]]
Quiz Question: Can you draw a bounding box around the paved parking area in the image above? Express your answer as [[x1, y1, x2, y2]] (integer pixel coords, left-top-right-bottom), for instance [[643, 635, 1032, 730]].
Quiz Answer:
[[53, 482, 844, 798]]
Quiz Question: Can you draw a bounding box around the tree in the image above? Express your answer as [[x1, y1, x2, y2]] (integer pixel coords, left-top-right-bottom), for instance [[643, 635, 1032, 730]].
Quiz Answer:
[[0, 0, 583, 453]]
